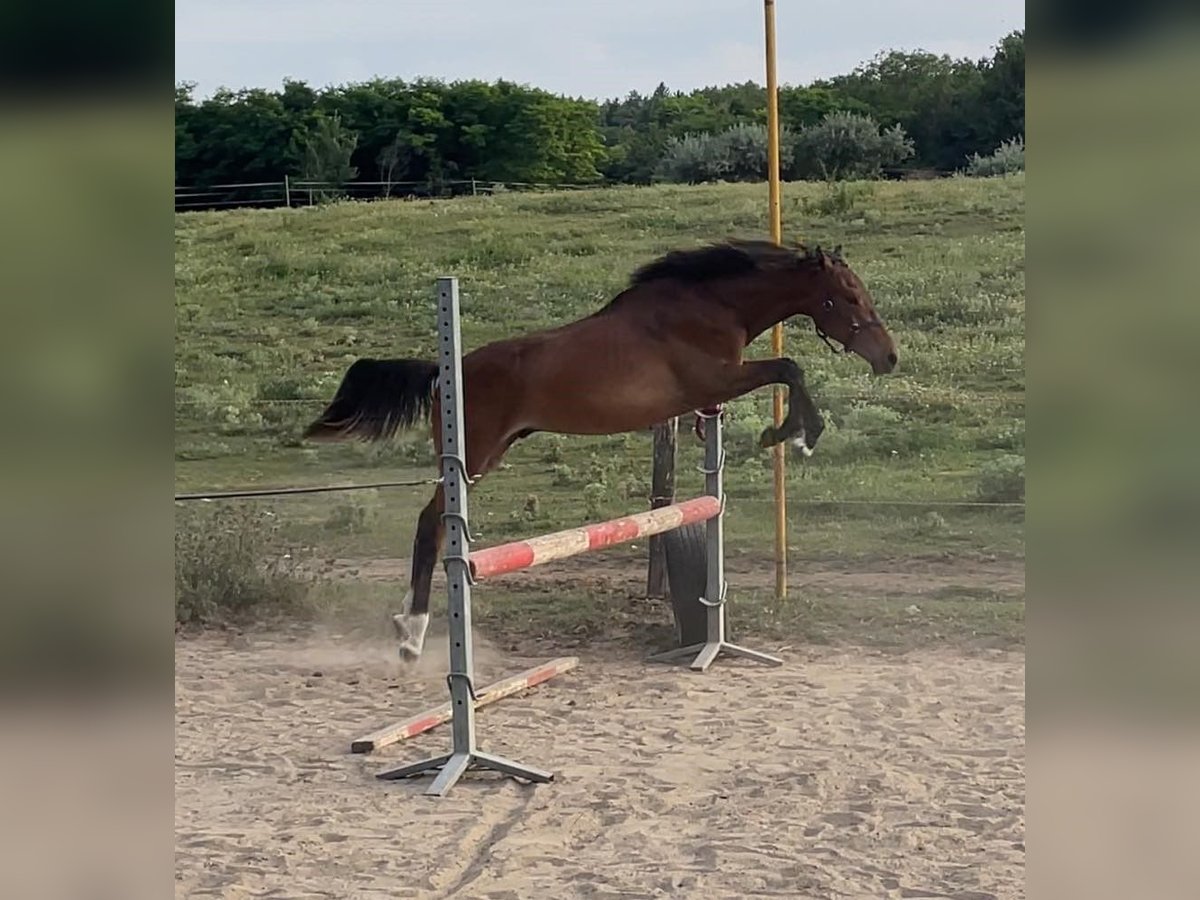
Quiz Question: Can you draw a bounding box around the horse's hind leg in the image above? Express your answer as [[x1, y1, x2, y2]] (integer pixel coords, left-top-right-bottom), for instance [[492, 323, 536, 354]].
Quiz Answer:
[[394, 415, 519, 662], [394, 484, 444, 662]]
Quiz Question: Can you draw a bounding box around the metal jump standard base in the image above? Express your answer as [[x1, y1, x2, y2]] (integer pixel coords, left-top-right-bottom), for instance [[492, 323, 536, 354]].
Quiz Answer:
[[645, 407, 783, 672]]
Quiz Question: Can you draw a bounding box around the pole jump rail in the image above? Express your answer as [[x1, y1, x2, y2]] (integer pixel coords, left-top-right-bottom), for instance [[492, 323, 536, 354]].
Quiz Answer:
[[351, 657, 578, 753], [469, 495, 720, 580]]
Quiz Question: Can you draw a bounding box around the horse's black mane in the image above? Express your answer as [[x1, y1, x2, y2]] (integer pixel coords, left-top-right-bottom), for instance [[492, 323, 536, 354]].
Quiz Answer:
[[629, 239, 841, 287]]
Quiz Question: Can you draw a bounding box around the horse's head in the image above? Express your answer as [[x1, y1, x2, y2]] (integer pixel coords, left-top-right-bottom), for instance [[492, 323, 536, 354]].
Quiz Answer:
[[801, 246, 898, 375]]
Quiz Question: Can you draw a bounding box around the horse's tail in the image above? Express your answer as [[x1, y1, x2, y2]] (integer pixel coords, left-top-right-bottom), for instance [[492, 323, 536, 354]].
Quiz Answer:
[[302, 358, 439, 443]]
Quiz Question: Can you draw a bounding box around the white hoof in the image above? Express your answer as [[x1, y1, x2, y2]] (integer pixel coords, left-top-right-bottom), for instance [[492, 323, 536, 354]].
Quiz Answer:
[[392, 612, 429, 662], [791, 435, 814, 457]]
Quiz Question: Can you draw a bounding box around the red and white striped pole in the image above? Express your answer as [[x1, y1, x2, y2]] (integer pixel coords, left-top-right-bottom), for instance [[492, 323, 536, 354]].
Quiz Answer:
[[351, 656, 579, 753], [469, 495, 720, 580]]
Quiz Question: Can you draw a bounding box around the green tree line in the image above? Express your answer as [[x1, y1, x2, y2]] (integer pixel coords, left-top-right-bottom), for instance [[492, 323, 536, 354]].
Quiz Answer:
[[175, 30, 1022, 192]]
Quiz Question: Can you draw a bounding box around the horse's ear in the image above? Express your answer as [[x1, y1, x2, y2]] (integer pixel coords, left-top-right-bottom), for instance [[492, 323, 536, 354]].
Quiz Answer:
[[833, 244, 843, 259]]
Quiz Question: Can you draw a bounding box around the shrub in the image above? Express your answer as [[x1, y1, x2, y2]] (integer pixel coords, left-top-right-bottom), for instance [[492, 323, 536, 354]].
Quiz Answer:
[[656, 114, 911, 184], [583, 483, 607, 518], [175, 384, 256, 427], [656, 133, 724, 184], [256, 377, 306, 401], [323, 498, 378, 534], [540, 435, 567, 463], [964, 136, 1024, 176], [976, 453, 1025, 502], [584, 454, 617, 486], [175, 504, 311, 627], [620, 474, 651, 501], [395, 435, 436, 466], [656, 124, 795, 184], [976, 421, 1025, 452], [790, 111, 914, 180], [915, 511, 950, 537], [717, 123, 794, 181], [801, 179, 877, 218], [841, 401, 905, 433], [551, 464, 577, 486]]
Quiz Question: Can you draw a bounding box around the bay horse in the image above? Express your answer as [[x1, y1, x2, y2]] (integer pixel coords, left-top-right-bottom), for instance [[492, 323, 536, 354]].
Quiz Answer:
[[304, 240, 898, 661]]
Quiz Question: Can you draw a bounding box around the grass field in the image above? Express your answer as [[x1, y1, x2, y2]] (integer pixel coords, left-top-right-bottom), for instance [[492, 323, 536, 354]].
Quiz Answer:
[[174, 176, 1024, 650]]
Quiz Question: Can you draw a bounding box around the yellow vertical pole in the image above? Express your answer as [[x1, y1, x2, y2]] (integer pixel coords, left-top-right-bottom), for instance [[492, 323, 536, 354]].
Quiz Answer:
[[764, 0, 787, 600]]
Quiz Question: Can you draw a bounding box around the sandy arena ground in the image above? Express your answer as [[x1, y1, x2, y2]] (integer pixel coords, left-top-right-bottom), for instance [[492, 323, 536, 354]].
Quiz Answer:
[[175, 625, 1024, 900]]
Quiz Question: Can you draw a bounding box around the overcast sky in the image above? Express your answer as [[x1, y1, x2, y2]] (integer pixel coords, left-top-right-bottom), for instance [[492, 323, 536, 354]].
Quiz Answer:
[[176, 1, 1025, 100]]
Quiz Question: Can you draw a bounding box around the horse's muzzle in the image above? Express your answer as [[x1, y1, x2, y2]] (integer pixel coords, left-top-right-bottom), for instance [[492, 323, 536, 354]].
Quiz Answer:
[[872, 351, 899, 375]]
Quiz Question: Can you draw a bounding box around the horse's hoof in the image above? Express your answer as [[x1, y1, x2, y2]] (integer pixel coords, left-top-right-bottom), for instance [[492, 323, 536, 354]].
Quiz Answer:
[[792, 436, 814, 457], [393, 615, 419, 662], [398, 645, 420, 664], [392, 613, 429, 665], [806, 416, 825, 448], [758, 427, 779, 448], [391, 614, 408, 640]]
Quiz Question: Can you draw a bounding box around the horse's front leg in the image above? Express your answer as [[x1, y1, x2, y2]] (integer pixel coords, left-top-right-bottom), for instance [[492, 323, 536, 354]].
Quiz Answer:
[[755, 358, 825, 455], [699, 358, 824, 454], [696, 360, 825, 453]]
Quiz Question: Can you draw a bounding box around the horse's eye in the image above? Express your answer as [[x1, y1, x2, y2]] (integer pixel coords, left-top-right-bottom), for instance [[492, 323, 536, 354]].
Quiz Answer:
[[822, 298, 835, 312], [850, 320, 862, 332]]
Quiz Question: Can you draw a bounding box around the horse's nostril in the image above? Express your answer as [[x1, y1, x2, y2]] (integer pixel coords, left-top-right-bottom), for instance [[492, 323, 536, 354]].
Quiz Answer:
[[887, 352, 898, 366]]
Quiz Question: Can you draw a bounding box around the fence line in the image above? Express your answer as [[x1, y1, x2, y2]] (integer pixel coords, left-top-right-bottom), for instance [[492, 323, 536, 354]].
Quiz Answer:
[[177, 179, 600, 192], [175, 410, 1023, 508], [172, 476, 1023, 510], [733, 497, 1024, 509], [174, 477, 438, 502], [174, 178, 604, 212]]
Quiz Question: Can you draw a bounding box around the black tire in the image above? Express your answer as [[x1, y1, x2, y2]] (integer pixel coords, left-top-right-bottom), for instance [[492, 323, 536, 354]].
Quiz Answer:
[[663, 522, 708, 647]]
